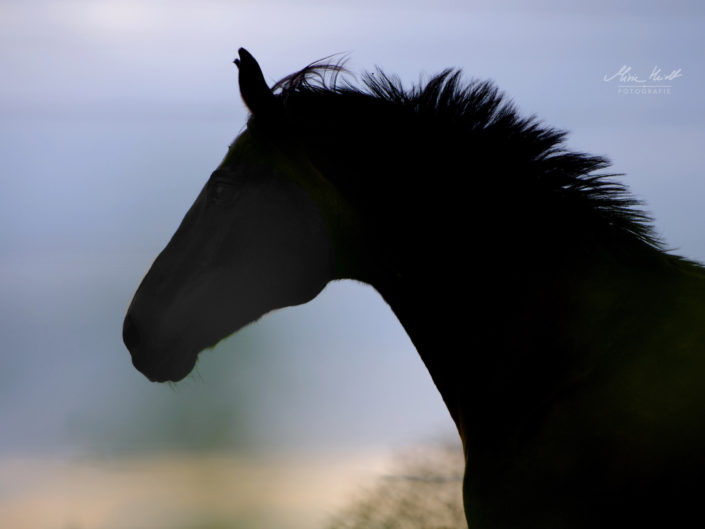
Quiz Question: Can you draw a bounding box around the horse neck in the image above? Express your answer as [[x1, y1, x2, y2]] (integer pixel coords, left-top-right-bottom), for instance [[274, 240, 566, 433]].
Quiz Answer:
[[368, 240, 691, 454], [370, 270, 474, 439], [371, 268, 527, 450], [319, 155, 689, 450]]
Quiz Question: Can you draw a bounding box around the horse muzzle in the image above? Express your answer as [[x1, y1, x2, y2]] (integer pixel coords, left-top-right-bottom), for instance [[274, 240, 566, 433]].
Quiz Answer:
[[123, 312, 197, 382]]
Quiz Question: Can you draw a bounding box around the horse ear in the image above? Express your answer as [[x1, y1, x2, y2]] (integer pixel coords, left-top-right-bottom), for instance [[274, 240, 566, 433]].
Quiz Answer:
[[234, 48, 278, 117]]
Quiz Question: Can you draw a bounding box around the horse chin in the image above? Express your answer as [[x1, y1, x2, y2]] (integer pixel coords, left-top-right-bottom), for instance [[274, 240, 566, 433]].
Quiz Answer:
[[152, 354, 198, 383], [144, 318, 252, 383], [131, 343, 199, 383]]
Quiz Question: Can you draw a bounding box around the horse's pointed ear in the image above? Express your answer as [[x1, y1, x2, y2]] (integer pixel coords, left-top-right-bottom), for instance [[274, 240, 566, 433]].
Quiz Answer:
[[234, 48, 277, 117]]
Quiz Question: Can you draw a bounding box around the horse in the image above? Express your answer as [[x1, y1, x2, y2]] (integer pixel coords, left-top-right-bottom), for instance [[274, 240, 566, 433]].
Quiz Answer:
[[123, 48, 705, 528]]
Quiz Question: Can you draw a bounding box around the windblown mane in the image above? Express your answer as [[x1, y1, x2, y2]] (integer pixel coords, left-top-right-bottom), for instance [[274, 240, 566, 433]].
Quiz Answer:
[[256, 59, 662, 258]]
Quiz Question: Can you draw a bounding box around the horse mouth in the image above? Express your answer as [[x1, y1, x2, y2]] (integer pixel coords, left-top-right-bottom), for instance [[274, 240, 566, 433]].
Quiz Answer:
[[123, 312, 200, 383], [135, 351, 199, 383]]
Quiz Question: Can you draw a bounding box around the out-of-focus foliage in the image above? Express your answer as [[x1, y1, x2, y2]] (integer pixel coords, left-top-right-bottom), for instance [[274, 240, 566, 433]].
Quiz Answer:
[[326, 442, 467, 529]]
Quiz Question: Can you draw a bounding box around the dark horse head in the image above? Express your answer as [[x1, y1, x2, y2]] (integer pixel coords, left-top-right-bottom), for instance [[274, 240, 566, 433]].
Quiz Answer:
[[123, 49, 337, 382], [124, 49, 705, 528]]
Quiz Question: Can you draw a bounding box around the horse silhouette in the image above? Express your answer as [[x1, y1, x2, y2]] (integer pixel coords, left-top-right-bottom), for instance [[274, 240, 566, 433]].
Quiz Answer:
[[123, 48, 705, 528]]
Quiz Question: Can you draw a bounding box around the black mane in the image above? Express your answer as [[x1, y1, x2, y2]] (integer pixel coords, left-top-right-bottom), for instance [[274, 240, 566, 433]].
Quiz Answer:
[[257, 60, 662, 260]]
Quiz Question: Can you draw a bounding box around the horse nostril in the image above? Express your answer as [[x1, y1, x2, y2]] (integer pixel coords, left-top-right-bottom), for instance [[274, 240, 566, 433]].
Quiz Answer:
[[123, 313, 141, 352]]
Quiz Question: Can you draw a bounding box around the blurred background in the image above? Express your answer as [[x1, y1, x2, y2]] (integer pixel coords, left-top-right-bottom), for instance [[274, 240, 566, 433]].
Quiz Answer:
[[1, 1, 704, 528]]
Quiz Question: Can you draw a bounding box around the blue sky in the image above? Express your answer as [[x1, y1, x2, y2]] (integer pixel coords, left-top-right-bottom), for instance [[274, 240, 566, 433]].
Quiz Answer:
[[1, 1, 704, 526]]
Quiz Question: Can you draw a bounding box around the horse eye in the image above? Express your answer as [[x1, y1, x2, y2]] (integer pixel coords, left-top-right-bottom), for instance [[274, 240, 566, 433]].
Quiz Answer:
[[208, 180, 236, 203]]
